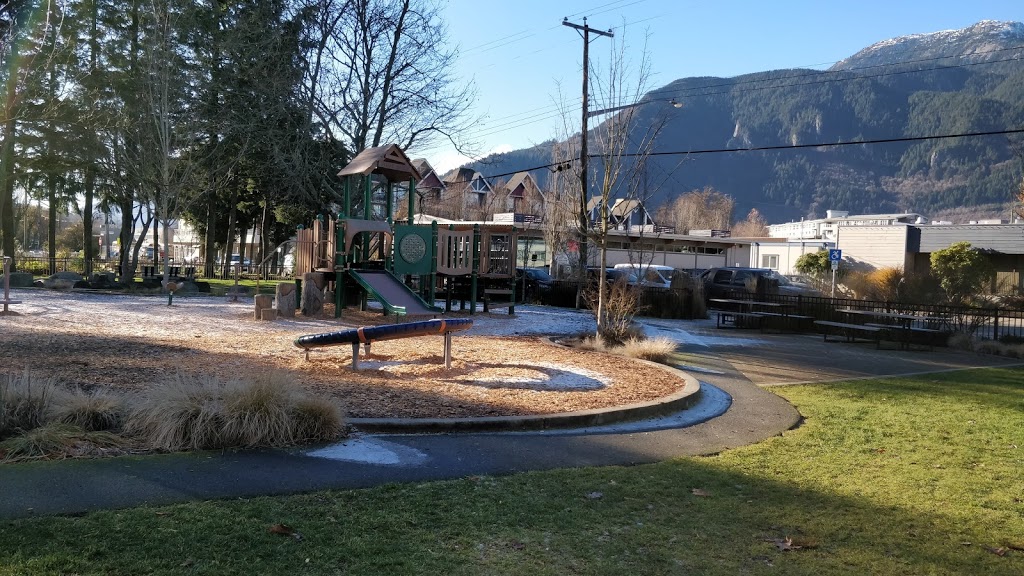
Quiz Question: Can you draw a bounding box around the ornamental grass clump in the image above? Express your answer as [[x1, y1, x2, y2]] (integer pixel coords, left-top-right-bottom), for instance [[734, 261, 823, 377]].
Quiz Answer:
[[51, 387, 124, 432], [126, 371, 345, 452], [125, 374, 225, 451], [290, 396, 345, 443], [220, 373, 298, 448], [0, 423, 125, 462], [0, 369, 69, 438], [619, 336, 678, 364]]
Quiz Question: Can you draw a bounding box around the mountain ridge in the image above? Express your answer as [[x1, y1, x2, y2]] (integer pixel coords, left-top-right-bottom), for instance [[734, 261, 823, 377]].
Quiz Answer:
[[465, 20, 1024, 224]]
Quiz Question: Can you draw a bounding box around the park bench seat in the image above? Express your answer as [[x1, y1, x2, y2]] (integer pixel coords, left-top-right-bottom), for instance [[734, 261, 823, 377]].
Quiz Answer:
[[482, 288, 514, 314], [716, 311, 765, 331], [814, 320, 882, 348]]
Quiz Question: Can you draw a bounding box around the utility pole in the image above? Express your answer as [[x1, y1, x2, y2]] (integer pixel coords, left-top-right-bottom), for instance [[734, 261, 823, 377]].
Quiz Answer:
[[563, 17, 612, 298]]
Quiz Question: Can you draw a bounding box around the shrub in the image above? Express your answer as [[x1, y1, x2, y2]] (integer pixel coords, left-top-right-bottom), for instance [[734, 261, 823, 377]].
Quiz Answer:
[[1, 370, 68, 438], [946, 331, 975, 351], [590, 277, 643, 344], [619, 337, 678, 364], [51, 388, 124, 432]]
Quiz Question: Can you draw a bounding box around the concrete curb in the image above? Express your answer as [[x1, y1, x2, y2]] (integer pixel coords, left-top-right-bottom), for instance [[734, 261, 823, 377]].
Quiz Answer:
[[349, 357, 702, 433]]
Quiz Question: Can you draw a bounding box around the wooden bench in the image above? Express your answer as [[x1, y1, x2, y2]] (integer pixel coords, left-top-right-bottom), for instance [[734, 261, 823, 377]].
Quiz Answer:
[[482, 288, 514, 314], [716, 311, 764, 331], [814, 320, 882, 348]]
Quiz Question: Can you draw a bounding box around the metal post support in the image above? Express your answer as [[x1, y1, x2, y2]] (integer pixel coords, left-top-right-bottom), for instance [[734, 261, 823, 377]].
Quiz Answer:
[[509, 226, 517, 315], [386, 181, 394, 225], [470, 224, 480, 315], [351, 342, 360, 370], [343, 177, 351, 218], [408, 178, 415, 226], [429, 221, 438, 304], [444, 332, 452, 369], [335, 213, 344, 318], [362, 175, 371, 262]]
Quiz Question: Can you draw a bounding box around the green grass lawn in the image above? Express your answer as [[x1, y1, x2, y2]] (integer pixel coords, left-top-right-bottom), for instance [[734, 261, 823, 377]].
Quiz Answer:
[[1, 368, 1022, 575]]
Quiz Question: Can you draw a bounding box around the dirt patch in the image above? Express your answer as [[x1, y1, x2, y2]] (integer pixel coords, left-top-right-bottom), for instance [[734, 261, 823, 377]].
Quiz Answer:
[[2, 292, 684, 419]]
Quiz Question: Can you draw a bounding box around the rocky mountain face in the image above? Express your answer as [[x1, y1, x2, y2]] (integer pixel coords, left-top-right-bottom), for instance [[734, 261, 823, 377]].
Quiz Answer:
[[467, 21, 1024, 224]]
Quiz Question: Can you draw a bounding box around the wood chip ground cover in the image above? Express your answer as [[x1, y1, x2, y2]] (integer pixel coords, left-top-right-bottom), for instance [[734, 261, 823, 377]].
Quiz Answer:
[[1, 291, 682, 418]]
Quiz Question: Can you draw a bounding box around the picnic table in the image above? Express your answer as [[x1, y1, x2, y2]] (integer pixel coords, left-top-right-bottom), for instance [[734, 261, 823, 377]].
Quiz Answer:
[[838, 308, 946, 349], [708, 298, 812, 332]]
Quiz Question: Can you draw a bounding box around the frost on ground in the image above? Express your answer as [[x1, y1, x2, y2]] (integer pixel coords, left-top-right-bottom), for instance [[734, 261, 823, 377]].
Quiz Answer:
[[0, 288, 694, 418]]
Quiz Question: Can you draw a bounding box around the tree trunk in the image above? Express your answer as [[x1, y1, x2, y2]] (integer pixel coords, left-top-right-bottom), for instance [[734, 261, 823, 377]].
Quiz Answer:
[[0, 118, 17, 268], [83, 167, 95, 277], [203, 193, 216, 277], [48, 176, 57, 275], [222, 191, 237, 278], [119, 198, 134, 281]]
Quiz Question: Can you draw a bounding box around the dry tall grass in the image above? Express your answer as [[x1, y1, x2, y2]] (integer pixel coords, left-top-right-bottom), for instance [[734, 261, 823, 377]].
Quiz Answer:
[[51, 388, 124, 432], [619, 337, 678, 363], [1, 369, 69, 438], [126, 371, 344, 451], [0, 423, 125, 461]]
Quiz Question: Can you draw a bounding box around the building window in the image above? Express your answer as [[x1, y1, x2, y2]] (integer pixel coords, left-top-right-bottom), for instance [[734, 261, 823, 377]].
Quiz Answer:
[[761, 254, 779, 270]]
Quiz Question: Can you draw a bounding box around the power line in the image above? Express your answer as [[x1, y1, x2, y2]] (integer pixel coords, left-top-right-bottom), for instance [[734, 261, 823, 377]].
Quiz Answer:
[[474, 127, 1024, 180], [425, 45, 1024, 154], [611, 127, 1024, 159]]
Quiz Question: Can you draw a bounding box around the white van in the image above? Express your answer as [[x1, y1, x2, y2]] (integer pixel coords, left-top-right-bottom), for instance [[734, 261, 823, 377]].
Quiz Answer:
[[613, 263, 675, 289]]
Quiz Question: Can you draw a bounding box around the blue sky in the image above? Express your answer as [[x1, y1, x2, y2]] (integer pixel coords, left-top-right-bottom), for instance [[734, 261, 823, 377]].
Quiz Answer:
[[417, 0, 1022, 173]]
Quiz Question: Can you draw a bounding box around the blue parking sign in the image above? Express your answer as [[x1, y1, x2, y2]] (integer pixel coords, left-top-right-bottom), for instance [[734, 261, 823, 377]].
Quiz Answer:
[[828, 249, 842, 262]]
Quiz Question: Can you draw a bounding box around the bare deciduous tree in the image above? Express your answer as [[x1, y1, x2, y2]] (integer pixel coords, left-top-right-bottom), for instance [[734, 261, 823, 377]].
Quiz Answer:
[[731, 208, 769, 237], [656, 186, 734, 234], [555, 25, 670, 335], [311, 0, 476, 156]]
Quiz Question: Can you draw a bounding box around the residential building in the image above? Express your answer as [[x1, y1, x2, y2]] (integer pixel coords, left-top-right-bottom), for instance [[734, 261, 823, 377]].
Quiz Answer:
[[768, 209, 926, 241]]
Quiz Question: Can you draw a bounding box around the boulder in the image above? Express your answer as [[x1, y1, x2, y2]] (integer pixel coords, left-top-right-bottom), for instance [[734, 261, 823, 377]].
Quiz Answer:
[[2, 272, 34, 288], [43, 277, 75, 290], [276, 282, 297, 318], [300, 273, 323, 316], [52, 271, 84, 282]]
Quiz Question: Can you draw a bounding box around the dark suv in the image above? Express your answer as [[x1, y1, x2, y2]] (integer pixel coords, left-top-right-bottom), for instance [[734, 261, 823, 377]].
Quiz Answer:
[[699, 267, 821, 299], [515, 267, 554, 302]]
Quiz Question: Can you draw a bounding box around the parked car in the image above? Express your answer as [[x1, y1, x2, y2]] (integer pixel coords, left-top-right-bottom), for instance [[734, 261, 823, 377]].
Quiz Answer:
[[699, 267, 822, 299], [613, 263, 677, 289], [515, 267, 554, 301], [585, 267, 639, 288]]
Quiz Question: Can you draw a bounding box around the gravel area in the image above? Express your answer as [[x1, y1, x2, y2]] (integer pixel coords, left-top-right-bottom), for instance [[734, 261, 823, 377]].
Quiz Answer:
[[0, 288, 685, 418]]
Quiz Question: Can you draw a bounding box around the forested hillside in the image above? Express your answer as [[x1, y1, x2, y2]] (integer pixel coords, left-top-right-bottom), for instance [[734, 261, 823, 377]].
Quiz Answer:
[[468, 21, 1024, 224]]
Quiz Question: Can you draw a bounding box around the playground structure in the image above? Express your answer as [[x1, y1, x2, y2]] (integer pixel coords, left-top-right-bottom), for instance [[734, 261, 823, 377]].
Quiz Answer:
[[291, 144, 519, 318], [1, 256, 21, 314], [294, 317, 473, 369]]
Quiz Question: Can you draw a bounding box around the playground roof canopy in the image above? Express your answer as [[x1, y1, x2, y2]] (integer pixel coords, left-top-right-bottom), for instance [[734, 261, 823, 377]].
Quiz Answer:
[[337, 144, 422, 183]]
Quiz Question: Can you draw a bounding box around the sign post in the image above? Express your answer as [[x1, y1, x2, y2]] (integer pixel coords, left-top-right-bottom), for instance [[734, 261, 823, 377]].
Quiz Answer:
[[828, 249, 842, 299]]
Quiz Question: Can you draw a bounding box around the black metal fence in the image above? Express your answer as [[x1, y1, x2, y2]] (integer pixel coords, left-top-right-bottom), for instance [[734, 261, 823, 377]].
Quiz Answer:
[[727, 292, 1024, 341], [542, 280, 700, 320], [11, 256, 292, 282]]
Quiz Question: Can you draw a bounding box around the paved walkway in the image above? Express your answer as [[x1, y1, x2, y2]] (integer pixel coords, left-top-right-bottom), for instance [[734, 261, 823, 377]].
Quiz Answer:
[[1, 313, 1019, 520]]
